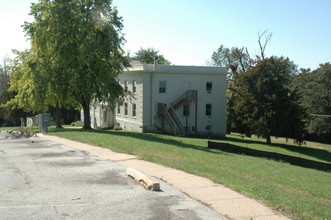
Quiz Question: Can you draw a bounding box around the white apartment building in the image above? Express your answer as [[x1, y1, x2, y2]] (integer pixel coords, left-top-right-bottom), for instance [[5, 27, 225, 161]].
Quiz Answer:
[[85, 62, 227, 136]]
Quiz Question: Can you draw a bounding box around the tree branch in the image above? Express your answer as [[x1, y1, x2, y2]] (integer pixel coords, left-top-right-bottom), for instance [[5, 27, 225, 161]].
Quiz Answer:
[[258, 30, 272, 61]]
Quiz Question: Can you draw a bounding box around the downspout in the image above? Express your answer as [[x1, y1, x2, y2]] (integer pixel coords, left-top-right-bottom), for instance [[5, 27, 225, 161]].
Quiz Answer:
[[151, 57, 158, 128], [93, 102, 96, 128]]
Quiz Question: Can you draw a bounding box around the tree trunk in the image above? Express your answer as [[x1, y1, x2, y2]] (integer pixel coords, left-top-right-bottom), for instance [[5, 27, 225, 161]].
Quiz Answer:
[[226, 94, 234, 134], [20, 117, 25, 127], [56, 102, 63, 128], [82, 102, 91, 129], [266, 135, 271, 144], [226, 117, 232, 134]]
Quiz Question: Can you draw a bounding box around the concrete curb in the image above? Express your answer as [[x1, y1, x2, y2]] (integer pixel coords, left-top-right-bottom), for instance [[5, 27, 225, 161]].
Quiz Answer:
[[126, 167, 160, 191]]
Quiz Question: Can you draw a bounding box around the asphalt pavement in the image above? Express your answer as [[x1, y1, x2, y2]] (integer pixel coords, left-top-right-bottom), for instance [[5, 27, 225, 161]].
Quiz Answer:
[[0, 131, 225, 220]]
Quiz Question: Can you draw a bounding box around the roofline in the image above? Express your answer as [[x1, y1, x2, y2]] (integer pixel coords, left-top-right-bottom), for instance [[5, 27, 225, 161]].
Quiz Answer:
[[123, 64, 228, 75]]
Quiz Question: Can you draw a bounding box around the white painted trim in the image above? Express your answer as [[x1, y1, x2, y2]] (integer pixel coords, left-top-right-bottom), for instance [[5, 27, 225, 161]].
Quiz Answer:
[[124, 64, 228, 75]]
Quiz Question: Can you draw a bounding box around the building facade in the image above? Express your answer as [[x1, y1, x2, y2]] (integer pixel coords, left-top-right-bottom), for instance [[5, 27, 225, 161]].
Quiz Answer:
[[84, 63, 227, 136]]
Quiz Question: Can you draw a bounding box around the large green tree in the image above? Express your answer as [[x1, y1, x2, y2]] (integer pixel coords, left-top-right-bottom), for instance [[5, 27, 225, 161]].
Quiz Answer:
[[292, 63, 331, 143], [24, 0, 80, 128], [1, 55, 33, 126], [131, 47, 171, 65], [234, 56, 306, 144], [5, 50, 48, 113], [21, 0, 129, 129], [211, 45, 251, 134], [5, 49, 80, 128], [212, 31, 275, 135]]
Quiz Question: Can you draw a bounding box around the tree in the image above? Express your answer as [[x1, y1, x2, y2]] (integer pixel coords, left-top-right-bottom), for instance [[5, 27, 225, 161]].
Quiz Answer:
[[4, 49, 79, 128], [257, 30, 272, 61], [0, 60, 9, 125], [0, 56, 32, 126], [212, 31, 274, 135], [211, 45, 250, 78], [20, 0, 129, 129], [234, 56, 306, 144], [292, 63, 331, 143], [131, 47, 171, 65], [211, 45, 251, 133], [0, 58, 9, 99], [5, 50, 49, 113]]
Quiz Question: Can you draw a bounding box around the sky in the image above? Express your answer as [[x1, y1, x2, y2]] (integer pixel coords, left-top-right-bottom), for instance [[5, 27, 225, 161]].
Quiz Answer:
[[0, 0, 330, 70]]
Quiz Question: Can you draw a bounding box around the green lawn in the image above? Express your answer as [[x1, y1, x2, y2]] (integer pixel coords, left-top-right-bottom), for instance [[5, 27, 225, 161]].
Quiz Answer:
[[215, 133, 331, 163], [0, 126, 21, 131], [1, 126, 331, 219], [0, 126, 38, 132]]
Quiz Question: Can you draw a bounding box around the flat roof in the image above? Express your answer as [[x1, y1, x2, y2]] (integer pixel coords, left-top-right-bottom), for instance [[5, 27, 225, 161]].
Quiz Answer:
[[124, 64, 228, 75]]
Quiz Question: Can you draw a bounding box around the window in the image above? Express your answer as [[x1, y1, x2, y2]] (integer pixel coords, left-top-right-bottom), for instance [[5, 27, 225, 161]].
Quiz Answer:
[[206, 104, 212, 116], [124, 103, 128, 116], [206, 82, 212, 93], [124, 80, 128, 91], [159, 81, 166, 93], [133, 80, 137, 93], [117, 105, 120, 114], [132, 103, 136, 117], [183, 104, 189, 116]]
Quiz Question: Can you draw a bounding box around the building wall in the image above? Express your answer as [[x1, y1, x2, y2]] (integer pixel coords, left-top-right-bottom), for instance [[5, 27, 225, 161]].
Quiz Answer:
[[142, 73, 154, 132], [89, 103, 114, 129], [152, 72, 226, 136], [115, 72, 144, 132], [84, 64, 227, 136]]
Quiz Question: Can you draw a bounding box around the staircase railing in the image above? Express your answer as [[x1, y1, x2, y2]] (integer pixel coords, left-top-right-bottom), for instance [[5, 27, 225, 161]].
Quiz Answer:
[[157, 103, 178, 135], [168, 105, 186, 135], [156, 90, 198, 136], [172, 90, 197, 109]]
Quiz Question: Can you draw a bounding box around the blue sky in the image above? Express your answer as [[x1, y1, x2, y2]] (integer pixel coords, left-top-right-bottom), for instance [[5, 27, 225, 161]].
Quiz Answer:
[[1, 0, 330, 70]]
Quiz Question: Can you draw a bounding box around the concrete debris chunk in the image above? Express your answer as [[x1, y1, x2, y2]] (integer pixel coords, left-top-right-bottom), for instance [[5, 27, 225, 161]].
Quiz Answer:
[[6, 127, 36, 139], [126, 167, 160, 191]]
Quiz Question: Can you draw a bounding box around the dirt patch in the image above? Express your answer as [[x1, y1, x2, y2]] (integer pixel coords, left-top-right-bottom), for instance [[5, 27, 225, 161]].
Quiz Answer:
[[38, 150, 80, 158], [48, 159, 95, 167], [175, 209, 200, 220], [21, 145, 52, 149], [147, 195, 200, 220], [84, 170, 130, 185], [147, 196, 177, 220]]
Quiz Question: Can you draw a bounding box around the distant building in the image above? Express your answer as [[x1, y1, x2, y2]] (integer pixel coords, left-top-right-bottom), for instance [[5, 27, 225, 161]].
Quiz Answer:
[[82, 62, 227, 136]]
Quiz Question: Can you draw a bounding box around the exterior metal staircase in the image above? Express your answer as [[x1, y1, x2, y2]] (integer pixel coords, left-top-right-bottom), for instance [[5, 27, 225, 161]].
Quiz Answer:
[[157, 103, 180, 135], [172, 90, 197, 109], [168, 105, 186, 134], [157, 90, 197, 136]]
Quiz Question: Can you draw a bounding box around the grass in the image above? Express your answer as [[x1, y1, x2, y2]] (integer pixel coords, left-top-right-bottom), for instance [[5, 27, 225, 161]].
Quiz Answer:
[[0, 126, 20, 131], [214, 133, 331, 163], [1, 126, 331, 219], [0, 126, 39, 132]]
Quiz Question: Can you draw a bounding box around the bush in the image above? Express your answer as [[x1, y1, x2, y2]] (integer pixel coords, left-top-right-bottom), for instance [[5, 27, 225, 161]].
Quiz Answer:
[[114, 125, 122, 130]]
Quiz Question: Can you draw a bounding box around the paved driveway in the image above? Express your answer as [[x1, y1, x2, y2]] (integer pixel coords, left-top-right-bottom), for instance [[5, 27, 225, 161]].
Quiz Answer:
[[0, 132, 224, 220]]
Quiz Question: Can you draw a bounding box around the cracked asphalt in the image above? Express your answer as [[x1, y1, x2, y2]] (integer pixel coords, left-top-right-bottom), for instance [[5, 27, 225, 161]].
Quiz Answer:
[[0, 132, 225, 220]]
